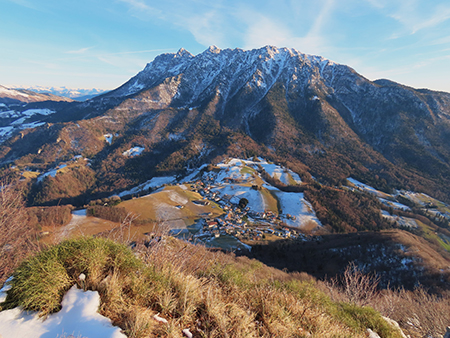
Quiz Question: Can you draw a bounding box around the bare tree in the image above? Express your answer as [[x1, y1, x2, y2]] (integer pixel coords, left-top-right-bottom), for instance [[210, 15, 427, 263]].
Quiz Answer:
[[0, 180, 36, 284], [326, 262, 380, 307]]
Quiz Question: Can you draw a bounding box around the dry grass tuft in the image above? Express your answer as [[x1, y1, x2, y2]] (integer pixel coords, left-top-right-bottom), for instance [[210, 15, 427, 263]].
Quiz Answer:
[[1, 230, 405, 338]]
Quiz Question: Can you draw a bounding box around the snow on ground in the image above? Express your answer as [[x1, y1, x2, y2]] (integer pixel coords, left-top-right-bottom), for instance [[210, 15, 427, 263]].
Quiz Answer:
[[0, 285, 126, 338], [10, 116, 28, 125], [215, 159, 253, 182], [180, 164, 208, 183], [21, 121, 46, 129], [215, 158, 301, 185], [379, 198, 410, 211], [21, 109, 55, 117], [37, 165, 66, 183], [399, 191, 439, 207], [0, 110, 20, 118], [381, 210, 419, 228], [166, 190, 189, 205], [347, 178, 381, 195], [0, 126, 13, 138], [117, 176, 176, 197], [213, 184, 266, 213], [122, 146, 144, 157], [274, 191, 322, 228], [104, 133, 113, 145]]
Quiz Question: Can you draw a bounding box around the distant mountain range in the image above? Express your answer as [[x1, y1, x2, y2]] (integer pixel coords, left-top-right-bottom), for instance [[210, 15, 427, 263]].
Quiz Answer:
[[0, 85, 74, 104], [1, 85, 107, 101], [1, 46, 450, 206]]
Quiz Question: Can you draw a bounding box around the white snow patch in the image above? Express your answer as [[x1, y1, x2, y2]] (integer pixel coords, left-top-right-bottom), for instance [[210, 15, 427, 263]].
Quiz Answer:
[[180, 164, 208, 183], [21, 121, 46, 129], [122, 146, 144, 157], [381, 210, 419, 228], [166, 190, 189, 205], [10, 116, 28, 125], [379, 198, 410, 211], [37, 169, 58, 182], [213, 185, 265, 213], [104, 133, 113, 145], [274, 191, 321, 228], [22, 109, 55, 116], [0, 285, 126, 338], [0, 126, 13, 137]]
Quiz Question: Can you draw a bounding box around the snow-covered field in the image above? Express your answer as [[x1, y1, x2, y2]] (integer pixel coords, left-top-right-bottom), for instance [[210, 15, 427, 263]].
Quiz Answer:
[[346, 178, 388, 198], [381, 210, 419, 228], [215, 158, 302, 185], [273, 190, 322, 228], [213, 184, 266, 213], [0, 284, 125, 338]]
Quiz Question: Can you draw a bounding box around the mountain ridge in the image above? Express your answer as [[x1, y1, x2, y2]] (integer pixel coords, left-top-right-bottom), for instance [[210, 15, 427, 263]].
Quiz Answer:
[[1, 45, 450, 206]]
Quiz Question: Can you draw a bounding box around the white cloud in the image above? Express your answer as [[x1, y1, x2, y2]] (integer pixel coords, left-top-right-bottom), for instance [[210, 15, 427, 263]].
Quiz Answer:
[[65, 47, 94, 54], [241, 0, 335, 55]]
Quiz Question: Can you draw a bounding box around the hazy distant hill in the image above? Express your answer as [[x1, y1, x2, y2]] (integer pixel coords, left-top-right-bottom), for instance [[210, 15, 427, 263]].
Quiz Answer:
[[0, 85, 73, 104]]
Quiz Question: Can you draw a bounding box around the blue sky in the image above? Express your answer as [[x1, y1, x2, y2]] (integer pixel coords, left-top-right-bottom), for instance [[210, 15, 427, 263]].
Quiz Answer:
[[1, 0, 450, 92]]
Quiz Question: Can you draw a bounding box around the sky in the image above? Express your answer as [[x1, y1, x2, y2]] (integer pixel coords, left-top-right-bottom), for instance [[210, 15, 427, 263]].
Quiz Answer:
[[1, 0, 450, 92]]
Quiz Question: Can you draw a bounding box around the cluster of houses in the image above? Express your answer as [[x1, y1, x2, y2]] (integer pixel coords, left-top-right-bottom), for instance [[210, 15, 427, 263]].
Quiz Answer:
[[179, 180, 303, 246]]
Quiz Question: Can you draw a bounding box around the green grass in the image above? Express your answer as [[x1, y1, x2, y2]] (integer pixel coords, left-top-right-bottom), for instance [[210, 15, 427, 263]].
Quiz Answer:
[[240, 165, 256, 176], [417, 221, 450, 252], [1, 237, 142, 316]]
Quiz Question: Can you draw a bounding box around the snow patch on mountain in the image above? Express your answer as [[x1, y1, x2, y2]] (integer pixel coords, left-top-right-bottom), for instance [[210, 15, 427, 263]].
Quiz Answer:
[[122, 146, 145, 157], [274, 191, 322, 228]]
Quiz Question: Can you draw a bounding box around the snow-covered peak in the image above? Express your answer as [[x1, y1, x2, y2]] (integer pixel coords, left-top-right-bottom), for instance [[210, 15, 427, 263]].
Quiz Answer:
[[105, 46, 347, 102], [175, 47, 194, 58], [207, 45, 221, 53]]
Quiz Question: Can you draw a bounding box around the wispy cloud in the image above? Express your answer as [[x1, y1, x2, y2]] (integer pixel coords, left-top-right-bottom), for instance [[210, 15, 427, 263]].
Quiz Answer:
[[65, 47, 94, 55], [117, 0, 164, 21], [241, 0, 335, 55], [367, 0, 450, 35]]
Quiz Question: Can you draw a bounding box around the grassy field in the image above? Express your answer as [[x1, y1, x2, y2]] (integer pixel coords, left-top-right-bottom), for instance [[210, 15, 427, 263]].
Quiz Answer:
[[120, 185, 224, 226], [260, 187, 280, 214]]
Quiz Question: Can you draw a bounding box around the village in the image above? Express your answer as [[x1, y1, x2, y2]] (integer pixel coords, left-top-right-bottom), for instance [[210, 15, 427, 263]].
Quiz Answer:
[[175, 178, 305, 250]]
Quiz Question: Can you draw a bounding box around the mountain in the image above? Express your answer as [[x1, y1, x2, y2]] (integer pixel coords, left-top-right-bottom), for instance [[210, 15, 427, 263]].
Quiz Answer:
[[0, 85, 73, 104], [1, 46, 450, 336], [13, 86, 107, 101], [1, 45, 450, 206]]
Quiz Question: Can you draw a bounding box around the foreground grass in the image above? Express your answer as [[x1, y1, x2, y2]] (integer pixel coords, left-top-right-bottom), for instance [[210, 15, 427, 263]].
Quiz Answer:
[[1, 237, 404, 337]]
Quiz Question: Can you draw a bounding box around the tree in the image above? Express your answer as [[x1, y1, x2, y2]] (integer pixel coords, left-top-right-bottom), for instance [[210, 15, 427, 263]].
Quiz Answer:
[[239, 198, 249, 209]]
